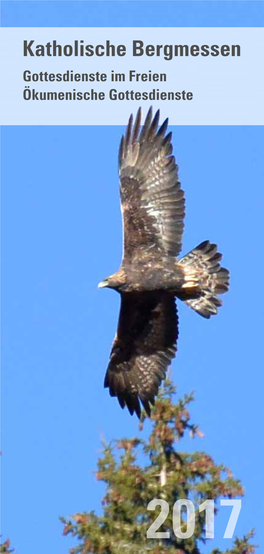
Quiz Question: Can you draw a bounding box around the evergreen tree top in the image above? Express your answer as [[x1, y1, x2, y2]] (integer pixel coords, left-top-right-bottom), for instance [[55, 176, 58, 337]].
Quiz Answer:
[[61, 381, 256, 554]]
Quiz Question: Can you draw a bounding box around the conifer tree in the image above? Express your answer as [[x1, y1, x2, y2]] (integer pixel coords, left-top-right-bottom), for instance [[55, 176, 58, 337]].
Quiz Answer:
[[0, 539, 13, 553], [61, 381, 256, 554]]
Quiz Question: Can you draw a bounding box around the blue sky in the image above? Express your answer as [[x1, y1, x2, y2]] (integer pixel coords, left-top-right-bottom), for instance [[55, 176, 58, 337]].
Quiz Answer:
[[1, 2, 264, 554]]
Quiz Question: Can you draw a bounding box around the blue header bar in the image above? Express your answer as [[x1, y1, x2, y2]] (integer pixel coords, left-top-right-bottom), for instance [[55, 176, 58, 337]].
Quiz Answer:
[[1, 1, 264, 28]]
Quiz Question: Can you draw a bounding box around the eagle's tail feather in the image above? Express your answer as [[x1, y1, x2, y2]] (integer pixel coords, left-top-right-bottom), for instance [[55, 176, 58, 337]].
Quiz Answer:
[[178, 241, 229, 318]]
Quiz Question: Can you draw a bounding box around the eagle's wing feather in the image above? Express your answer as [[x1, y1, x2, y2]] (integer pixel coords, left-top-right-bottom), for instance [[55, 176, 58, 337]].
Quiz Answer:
[[119, 107, 185, 261], [104, 291, 178, 417]]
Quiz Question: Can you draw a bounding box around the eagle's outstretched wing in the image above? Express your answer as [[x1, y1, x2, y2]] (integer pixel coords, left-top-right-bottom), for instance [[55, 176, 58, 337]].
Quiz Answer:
[[104, 291, 178, 417], [119, 107, 185, 261]]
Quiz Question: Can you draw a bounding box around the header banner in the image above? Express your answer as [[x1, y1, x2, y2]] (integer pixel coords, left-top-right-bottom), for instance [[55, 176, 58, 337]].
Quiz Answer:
[[0, 27, 263, 125]]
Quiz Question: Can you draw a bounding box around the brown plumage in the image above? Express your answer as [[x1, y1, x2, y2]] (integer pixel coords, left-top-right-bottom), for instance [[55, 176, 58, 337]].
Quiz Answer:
[[99, 107, 229, 418]]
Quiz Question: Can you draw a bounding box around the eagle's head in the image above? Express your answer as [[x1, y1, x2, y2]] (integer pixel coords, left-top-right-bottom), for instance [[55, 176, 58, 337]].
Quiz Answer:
[[98, 277, 112, 289], [98, 269, 126, 291]]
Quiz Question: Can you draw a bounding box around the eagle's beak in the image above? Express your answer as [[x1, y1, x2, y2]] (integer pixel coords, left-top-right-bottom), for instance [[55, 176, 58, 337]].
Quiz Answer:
[[98, 280, 108, 289]]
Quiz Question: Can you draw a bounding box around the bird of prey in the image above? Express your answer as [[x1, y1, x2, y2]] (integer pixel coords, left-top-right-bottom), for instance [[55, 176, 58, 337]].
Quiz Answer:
[[99, 107, 229, 418]]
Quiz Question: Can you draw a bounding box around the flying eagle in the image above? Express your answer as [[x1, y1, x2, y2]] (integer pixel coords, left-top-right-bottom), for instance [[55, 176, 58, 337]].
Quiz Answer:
[[99, 108, 229, 418]]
